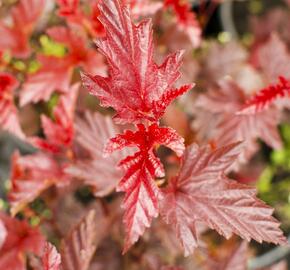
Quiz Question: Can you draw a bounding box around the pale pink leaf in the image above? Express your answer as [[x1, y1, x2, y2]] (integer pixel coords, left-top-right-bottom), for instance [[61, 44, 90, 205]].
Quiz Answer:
[[42, 242, 61, 270], [65, 111, 127, 197], [60, 210, 99, 270]]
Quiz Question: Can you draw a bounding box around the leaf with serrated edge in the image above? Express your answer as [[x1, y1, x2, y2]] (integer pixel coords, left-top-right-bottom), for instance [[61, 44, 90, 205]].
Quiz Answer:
[[160, 143, 287, 256]]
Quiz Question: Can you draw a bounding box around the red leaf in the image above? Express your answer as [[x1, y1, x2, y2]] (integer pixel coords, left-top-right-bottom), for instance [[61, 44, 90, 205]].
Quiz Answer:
[[31, 84, 79, 153], [8, 151, 66, 216], [164, 0, 201, 48], [105, 123, 184, 252], [238, 76, 290, 114], [42, 242, 61, 270], [65, 111, 128, 197], [193, 78, 282, 168], [82, 0, 193, 124], [0, 73, 25, 139], [60, 210, 100, 270], [0, 0, 44, 58], [0, 213, 45, 270], [160, 143, 287, 256], [56, 0, 105, 37], [20, 56, 73, 106], [46, 26, 106, 75], [57, 0, 79, 17]]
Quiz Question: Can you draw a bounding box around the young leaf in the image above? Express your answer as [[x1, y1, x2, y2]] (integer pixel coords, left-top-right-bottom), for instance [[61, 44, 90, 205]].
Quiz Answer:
[[160, 143, 287, 256], [30, 84, 79, 153], [60, 210, 99, 270], [0, 73, 25, 139], [65, 111, 128, 197], [238, 76, 290, 115], [82, 0, 193, 124], [105, 123, 184, 252], [42, 242, 61, 270], [164, 0, 201, 48], [193, 78, 282, 167], [0, 213, 45, 270], [8, 151, 66, 216]]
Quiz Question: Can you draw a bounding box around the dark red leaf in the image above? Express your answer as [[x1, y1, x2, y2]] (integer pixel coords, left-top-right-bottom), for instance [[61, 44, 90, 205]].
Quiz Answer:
[[160, 143, 287, 256]]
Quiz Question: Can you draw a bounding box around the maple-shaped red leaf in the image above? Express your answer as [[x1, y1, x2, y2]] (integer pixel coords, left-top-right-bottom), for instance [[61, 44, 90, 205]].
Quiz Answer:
[[0, 0, 44, 58], [206, 242, 248, 270], [20, 56, 73, 106], [30, 84, 79, 154], [160, 143, 287, 256], [60, 210, 100, 270], [0, 73, 25, 139], [105, 123, 184, 252], [164, 0, 201, 48], [8, 151, 66, 216], [65, 111, 129, 197], [42, 242, 61, 270], [238, 76, 290, 115], [0, 212, 45, 270], [82, 0, 193, 124]]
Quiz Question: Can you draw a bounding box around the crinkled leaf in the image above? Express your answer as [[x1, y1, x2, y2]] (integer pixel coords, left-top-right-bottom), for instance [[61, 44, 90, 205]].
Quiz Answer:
[[82, 0, 193, 124], [105, 123, 184, 252]]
